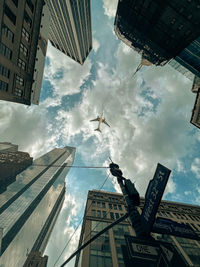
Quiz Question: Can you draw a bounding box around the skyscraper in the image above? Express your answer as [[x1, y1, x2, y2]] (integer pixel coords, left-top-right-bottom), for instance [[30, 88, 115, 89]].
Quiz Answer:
[[75, 190, 200, 267], [0, 146, 75, 267], [46, 0, 92, 65], [114, 0, 200, 66], [0, 0, 50, 105], [191, 88, 200, 130]]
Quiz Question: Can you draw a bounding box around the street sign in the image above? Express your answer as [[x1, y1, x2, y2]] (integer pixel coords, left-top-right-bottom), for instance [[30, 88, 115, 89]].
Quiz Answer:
[[123, 235, 187, 267], [141, 163, 171, 234], [153, 217, 200, 241]]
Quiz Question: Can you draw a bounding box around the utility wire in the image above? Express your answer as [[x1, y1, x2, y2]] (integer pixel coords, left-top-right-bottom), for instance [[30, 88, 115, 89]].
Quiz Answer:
[[53, 172, 111, 267], [31, 164, 109, 169]]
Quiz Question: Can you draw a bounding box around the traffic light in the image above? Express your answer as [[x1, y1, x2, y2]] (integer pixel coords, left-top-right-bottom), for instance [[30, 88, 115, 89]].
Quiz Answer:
[[109, 163, 123, 177], [125, 179, 140, 206]]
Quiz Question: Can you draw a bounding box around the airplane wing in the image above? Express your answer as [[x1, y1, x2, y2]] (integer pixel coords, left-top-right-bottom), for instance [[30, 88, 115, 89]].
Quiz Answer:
[[103, 119, 110, 127], [90, 117, 100, 122]]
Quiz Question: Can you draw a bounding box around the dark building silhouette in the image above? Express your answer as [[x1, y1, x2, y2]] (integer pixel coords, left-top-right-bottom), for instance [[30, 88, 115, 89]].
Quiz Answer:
[[46, 0, 92, 65], [114, 0, 200, 66], [76, 190, 200, 267], [0, 146, 75, 266], [0, 0, 50, 105], [191, 88, 200, 129]]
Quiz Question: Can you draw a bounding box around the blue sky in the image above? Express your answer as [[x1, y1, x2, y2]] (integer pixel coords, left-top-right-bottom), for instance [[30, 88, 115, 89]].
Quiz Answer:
[[0, 0, 200, 266]]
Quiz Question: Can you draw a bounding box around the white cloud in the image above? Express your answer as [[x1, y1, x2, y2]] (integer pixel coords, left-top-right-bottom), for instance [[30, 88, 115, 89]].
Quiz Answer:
[[93, 38, 100, 53], [44, 43, 92, 103], [191, 158, 200, 178], [55, 42, 195, 197], [102, 0, 118, 18]]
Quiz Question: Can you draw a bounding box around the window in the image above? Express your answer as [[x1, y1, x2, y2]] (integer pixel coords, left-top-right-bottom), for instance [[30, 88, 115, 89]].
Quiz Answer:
[[92, 201, 95, 207], [114, 204, 117, 210], [118, 205, 122, 210], [91, 210, 96, 217], [109, 204, 112, 209], [22, 27, 30, 42], [97, 210, 101, 218], [115, 213, 119, 219], [5, 4, 16, 25], [14, 87, 23, 97], [103, 211, 107, 218], [102, 202, 105, 208], [0, 65, 10, 78], [15, 75, 24, 86], [0, 43, 12, 59], [0, 80, 8, 91], [26, 0, 34, 12], [18, 58, 26, 70], [110, 212, 114, 219], [2, 25, 14, 42], [24, 11, 32, 28], [97, 202, 101, 208], [20, 43, 28, 57]]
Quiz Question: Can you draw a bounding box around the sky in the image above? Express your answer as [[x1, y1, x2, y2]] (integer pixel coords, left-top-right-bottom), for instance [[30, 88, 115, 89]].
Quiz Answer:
[[0, 0, 200, 266]]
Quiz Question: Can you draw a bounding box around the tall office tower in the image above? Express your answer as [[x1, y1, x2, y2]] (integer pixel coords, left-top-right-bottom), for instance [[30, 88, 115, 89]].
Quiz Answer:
[[46, 0, 92, 65], [114, 0, 200, 66], [23, 251, 48, 267], [75, 190, 200, 267], [0, 148, 33, 193], [0, 0, 50, 105], [0, 146, 76, 267], [191, 88, 200, 129], [169, 37, 200, 81]]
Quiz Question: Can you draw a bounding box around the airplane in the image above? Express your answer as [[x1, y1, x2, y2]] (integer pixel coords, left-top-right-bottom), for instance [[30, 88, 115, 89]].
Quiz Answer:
[[90, 111, 110, 133]]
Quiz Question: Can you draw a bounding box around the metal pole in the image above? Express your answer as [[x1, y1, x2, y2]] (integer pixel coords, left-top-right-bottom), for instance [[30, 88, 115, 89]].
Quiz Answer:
[[117, 176, 147, 237], [60, 213, 129, 267]]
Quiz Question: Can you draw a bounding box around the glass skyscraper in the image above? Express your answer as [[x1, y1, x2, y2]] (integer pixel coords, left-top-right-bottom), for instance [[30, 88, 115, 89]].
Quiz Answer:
[[0, 146, 75, 267], [46, 0, 92, 65]]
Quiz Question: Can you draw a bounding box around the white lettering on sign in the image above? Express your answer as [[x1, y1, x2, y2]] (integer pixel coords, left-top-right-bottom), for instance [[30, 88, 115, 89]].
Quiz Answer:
[[132, 243, 158, 256]]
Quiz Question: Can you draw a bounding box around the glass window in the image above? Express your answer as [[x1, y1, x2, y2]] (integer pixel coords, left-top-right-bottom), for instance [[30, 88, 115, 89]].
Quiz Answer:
[[15, 75, 24, 86], [0, 43, 12, 59], [0, 65, 10, 78], [22, 28, 30, 42], [118, 204, 122, 210], [97, 202, 101, 208], [115, 213, 119, 219], [20, 43, 28, 57], [109, 204, 112, 209], [0, 80, 8, 91], [2, 25, 14, 42], [91, 210, 96, 217], [14, 87, 23, 97], [97, 210, 101, 218], [114, 204, 117, 210], [92, 201, 95, 207], [5, 4, 16, 25], [26, 0, 34, 12], [103, 211, 107, 218], [18, 58, 26, 70], [102, 202, 105, 208], [24, 11, 32, 28], [110, 212, 114, 219]]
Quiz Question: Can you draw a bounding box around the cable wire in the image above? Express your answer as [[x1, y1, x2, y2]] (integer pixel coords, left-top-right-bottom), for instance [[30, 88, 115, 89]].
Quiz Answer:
[[53, 172, 111, 267]]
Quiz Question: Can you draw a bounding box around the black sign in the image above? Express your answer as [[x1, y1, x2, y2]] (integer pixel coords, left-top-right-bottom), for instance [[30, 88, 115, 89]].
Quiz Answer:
[[141, 163, 171, 234], [153, 217, 200, 241]]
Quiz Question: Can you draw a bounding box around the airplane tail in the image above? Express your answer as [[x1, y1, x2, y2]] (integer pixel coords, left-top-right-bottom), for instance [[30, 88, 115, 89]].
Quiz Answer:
[[94, 128, 101, 133]]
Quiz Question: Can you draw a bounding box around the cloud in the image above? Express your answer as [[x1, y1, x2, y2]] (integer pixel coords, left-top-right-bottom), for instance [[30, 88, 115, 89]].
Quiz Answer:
[[0, 101, 58, 159], [93, 38, 100, 53], [102, 0, 118, 18], [55, 42, 196, 197], [43, 43, 92, 103], [191, 158, 200, 178]]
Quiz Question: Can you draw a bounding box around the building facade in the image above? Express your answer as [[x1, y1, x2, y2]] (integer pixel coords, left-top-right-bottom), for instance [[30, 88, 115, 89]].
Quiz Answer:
[[0, 146, 75, 267], [0, 142, 18, 153], [46, 0, 92, 65], [114, 0, 200, 66], [75, 190, 200, 267], [23, 251, 48, 267], [0, 0, 48, 105], [0, 147, 33, 193], [191, 88, 200, 130]]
